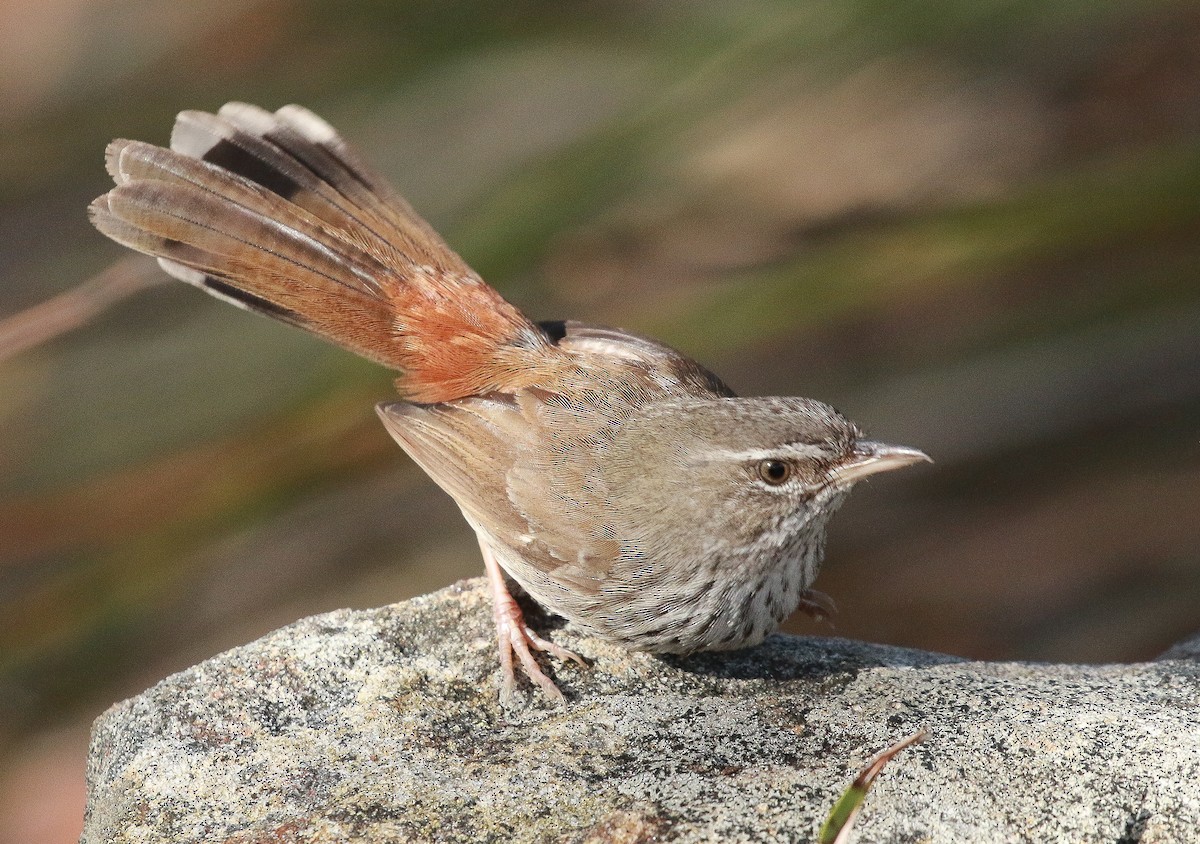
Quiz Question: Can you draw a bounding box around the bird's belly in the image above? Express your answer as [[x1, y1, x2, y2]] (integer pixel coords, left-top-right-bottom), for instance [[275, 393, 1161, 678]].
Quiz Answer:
[[493, 539, 824, 654]]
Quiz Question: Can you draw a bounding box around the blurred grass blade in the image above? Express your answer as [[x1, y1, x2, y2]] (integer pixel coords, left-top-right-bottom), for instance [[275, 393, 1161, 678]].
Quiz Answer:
[[819, 728, 927, 844], [0, 255, 160, 362]]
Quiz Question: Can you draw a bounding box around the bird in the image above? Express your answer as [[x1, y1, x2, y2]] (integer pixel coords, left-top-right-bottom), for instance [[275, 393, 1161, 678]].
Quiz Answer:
[[89, 102, 930, 704]]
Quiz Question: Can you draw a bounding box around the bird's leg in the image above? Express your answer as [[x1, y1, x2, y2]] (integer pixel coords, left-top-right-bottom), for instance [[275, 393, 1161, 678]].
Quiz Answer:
[[480, 539, 585, 705], [795, 588, 837, 623]]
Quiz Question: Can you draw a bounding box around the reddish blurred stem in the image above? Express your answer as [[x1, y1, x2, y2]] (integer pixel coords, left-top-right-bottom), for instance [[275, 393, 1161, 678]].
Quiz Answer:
[[0, 255, 162, 362]]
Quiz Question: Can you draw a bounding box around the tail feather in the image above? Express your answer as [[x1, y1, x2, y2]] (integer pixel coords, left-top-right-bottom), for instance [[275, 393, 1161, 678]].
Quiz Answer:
[[91, 175, 404, 367], [221, 103, 455, 271], [104, 139, 392, 294], [90, 103, 557, 402]]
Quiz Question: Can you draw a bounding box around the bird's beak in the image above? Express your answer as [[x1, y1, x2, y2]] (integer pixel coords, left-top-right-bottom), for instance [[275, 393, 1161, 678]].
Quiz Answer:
[[831, 442, 932, 486]]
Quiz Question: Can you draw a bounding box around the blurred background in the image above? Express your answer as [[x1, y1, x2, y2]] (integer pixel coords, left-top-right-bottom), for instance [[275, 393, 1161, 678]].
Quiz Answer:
[[2, 0, 1199, 839]]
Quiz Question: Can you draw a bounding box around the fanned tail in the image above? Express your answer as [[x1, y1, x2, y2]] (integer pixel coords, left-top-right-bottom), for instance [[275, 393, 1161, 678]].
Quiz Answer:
[[89, 102, 555, 402]]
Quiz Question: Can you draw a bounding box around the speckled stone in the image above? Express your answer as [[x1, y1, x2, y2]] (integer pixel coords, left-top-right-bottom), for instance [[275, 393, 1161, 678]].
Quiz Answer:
[[82, 579, 1200, 843]]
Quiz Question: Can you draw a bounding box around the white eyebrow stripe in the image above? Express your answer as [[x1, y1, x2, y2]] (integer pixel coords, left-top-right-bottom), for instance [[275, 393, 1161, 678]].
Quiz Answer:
[[699, 444, 827, 462]]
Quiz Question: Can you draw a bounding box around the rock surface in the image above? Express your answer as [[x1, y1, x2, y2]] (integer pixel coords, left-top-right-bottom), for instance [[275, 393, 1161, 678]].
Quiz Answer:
[[82, 579, 1200, 843]]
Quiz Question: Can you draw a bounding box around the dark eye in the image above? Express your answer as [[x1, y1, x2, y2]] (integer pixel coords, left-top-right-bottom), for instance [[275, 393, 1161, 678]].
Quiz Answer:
[[757, 459, 792, 485]]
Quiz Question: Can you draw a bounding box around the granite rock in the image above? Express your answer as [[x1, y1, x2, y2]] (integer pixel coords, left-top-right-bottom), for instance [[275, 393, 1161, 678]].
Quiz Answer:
[[82, 579, 1200, 843]]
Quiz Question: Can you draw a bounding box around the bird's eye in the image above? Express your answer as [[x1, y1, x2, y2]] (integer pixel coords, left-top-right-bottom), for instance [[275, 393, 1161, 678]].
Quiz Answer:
[[757, 459, 792, 485]]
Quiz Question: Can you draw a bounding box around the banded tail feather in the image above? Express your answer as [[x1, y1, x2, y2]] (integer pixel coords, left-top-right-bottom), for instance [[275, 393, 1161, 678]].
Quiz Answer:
[[89, 102, 557, 403]]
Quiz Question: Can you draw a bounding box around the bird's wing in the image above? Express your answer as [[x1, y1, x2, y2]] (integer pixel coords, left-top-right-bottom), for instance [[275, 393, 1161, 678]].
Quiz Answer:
[[377, 386, 624, 594], [378, 322, 731, 594]]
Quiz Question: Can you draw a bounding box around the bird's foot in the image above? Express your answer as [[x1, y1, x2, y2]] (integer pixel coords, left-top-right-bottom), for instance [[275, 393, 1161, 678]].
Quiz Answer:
[[481, 541, 586, 705], [796, 588, 837, 623]]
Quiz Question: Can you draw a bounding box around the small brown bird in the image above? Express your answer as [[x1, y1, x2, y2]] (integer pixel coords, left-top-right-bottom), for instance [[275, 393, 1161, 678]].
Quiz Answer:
[[90, 103, 929, 703]]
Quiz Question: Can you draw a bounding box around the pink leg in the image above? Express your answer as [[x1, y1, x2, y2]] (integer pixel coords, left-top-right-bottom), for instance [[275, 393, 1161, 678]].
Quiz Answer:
[[795, 588, 837, 623], [480, 539, 585, 705]]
